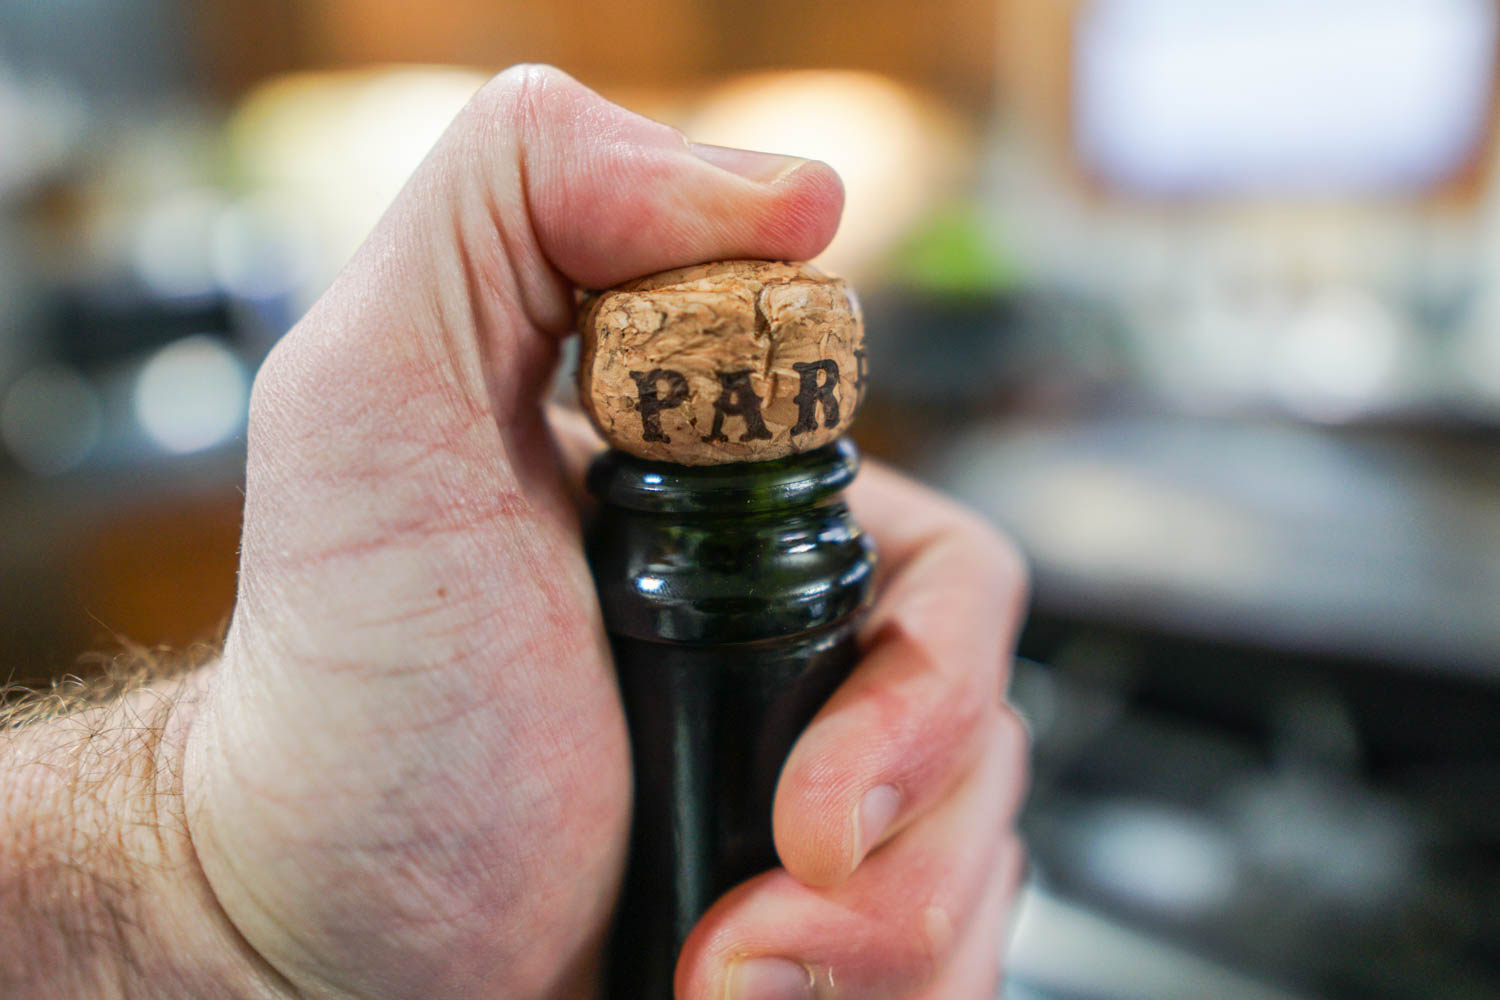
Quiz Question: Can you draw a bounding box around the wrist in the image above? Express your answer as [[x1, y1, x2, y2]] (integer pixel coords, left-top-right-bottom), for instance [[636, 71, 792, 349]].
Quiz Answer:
[[1, 661, 290, 999]]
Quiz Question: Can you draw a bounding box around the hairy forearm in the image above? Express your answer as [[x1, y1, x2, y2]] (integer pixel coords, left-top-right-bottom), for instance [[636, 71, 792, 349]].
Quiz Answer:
[[0, 654, 285, 999]]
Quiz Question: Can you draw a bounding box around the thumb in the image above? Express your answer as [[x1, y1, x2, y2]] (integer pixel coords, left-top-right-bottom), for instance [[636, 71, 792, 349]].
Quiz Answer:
[[233, 63, 843, 668]]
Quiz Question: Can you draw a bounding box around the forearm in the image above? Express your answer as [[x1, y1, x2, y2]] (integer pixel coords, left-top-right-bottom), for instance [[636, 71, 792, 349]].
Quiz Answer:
[[0, 658, 285, 999]]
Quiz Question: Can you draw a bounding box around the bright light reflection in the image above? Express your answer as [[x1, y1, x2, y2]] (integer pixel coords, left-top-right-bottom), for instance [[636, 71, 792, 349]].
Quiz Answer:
[[688, 71, 959, 279], [230, 67, 488, 295], [133, 336, 248, 454], [212, 193, 317, 302], [1077, 0, 1498, 196], [133, 189, 223, 298], [1271, 287, 1410, 420], [1077, 801, 1240, 915]]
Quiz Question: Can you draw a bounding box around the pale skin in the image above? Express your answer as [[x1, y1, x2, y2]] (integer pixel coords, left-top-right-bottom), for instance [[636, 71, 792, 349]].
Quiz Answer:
[[0, 66, 1030, 1000]]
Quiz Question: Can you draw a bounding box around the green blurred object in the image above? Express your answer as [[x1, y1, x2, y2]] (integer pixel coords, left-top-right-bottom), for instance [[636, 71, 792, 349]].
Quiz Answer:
[[889, 200, 1021, 297]]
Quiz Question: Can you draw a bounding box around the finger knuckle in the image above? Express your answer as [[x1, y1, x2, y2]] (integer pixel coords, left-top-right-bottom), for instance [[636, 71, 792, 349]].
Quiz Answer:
[[995, 701, 1032, 766], [961, 511, 1028, 591], [245, 331, 306, 444], [467, 64, 569, 149], [473, 63, 562, 116], [993, 706, 1033, 817], [909, 642, 989, 743], [245, 316, 354, 439], [949, 511, 1031, 629], [893, 903, 958, 989]]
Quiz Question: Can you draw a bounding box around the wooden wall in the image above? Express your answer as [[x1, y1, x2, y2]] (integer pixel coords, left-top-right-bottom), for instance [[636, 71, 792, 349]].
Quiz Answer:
[[188, 0, 1003, 112]]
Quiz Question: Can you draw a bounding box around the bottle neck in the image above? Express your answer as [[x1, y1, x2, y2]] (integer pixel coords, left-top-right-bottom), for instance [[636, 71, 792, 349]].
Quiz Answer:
[[585, 439, 874, 645]]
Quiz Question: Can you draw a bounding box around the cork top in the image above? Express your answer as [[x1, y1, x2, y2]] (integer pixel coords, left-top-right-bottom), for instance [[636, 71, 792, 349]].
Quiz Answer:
[[577, 260, 865, 465]]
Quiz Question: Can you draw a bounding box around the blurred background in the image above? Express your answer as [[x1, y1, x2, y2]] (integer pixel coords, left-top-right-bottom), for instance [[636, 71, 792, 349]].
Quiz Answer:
[[2, 1, 1498, 996]]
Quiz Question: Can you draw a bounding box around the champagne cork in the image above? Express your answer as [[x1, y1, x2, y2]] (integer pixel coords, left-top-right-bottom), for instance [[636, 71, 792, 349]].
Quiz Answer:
[[577, 260, 866, 465]]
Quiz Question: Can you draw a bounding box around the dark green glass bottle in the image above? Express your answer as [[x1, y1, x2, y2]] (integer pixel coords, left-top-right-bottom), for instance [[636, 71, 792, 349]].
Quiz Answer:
[[587, 438, 876, 998]]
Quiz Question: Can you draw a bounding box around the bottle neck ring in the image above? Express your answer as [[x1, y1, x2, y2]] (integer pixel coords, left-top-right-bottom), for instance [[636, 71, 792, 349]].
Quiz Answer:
[[585, 439, 859, 516]]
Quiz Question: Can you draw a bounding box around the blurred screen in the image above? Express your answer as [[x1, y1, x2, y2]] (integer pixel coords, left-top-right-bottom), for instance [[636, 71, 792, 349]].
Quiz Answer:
[[1074, 0, 1500, 197]]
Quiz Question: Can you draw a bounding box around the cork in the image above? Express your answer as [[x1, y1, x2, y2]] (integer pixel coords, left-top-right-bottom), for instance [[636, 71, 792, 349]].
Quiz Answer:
[[577, 260, 866, 465]]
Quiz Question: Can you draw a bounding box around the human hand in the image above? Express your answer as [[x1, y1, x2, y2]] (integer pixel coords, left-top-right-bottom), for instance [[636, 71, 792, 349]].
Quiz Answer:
[[2, 65, 1029, 1000]]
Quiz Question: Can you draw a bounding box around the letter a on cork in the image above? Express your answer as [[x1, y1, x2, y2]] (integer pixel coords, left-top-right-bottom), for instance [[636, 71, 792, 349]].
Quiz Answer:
[[577, 260, 865, 465]]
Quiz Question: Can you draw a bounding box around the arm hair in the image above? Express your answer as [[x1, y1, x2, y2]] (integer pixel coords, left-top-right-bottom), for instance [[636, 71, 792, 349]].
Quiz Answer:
[[1, 640, 211, 729], [0, 640, 285, 999]]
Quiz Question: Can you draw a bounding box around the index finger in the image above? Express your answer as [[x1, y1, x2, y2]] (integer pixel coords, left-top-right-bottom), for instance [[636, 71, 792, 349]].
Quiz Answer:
[[773, 456, 1031, 887]]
